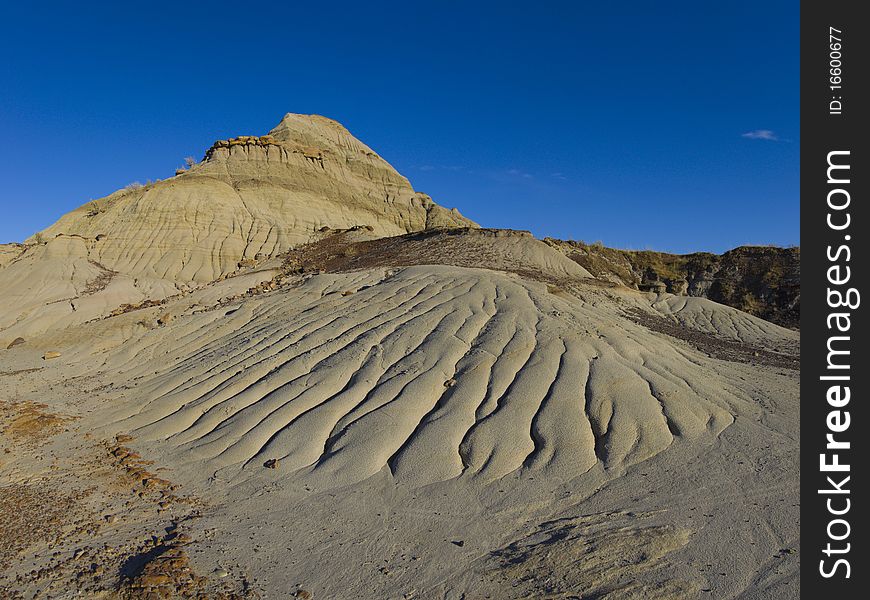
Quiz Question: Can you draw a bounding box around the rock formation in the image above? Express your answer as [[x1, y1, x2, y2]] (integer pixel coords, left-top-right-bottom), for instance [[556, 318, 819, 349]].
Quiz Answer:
[[546, 239, 800, 328], [32, 114, 475, 283], [1, 114, 476, 343]]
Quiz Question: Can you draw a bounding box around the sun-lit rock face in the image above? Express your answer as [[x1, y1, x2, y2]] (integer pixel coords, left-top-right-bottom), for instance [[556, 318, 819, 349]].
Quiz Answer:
[[1, 114, 476, 342], [29, 113, 476, 285]]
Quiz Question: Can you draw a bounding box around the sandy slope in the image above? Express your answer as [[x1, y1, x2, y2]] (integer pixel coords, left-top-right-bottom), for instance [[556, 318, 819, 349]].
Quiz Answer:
[[1, 249, 798, 598], [101, 265, 738, 487]]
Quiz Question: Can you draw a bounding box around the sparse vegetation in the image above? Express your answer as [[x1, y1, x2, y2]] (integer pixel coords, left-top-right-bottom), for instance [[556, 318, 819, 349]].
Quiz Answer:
[[83, 260, 117, 295], [85, 201, 105, 217], [175, 156, 198, 176]]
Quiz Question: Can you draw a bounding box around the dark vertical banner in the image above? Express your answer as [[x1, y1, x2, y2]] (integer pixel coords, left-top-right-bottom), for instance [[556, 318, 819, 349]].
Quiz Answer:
[[801, 0, 868, 596]]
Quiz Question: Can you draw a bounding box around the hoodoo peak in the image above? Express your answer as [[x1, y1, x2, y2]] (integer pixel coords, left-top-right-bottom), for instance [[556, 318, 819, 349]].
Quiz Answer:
[[0, 114, 476, 341]]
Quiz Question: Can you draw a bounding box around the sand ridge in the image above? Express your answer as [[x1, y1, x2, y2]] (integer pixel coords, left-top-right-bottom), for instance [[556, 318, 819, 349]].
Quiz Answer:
[[92, 265, 741, 492]]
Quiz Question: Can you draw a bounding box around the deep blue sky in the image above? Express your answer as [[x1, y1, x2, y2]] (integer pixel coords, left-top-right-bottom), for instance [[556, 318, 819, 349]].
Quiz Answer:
[[0, 1, 798, 253]]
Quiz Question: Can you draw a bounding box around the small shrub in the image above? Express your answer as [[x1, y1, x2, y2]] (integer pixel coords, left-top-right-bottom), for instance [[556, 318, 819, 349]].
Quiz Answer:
[[86, 201, 103, 217]]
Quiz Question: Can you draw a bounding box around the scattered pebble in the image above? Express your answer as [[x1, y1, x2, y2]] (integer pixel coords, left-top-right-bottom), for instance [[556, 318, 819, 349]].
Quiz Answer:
[[6, 336, 25, 349]]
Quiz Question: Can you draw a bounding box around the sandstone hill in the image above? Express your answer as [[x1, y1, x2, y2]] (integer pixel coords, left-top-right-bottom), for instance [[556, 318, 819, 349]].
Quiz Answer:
[[35, 113, 477, 273], [0, 114, 476, 343], [546, 239, 800, 328]]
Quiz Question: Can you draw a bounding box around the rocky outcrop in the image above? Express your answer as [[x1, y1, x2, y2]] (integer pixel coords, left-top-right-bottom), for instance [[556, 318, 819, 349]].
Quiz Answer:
[[546, 240, 800, 328], [280, 227, 592, 283], [0, 243, 24, 269]]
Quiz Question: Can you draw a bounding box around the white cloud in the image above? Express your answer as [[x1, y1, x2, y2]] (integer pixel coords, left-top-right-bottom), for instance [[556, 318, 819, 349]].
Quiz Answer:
[[415, 164, 468, 173], [741, 129, 779, 141], [507, 168, 533, 179]]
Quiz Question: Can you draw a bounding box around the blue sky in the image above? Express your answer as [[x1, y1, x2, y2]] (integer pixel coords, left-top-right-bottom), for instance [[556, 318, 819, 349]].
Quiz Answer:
[[0, 1, 798, 253]]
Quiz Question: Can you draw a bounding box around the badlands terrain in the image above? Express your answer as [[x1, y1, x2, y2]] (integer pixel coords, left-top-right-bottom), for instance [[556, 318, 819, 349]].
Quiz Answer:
[[0, 114, 799, 599]]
